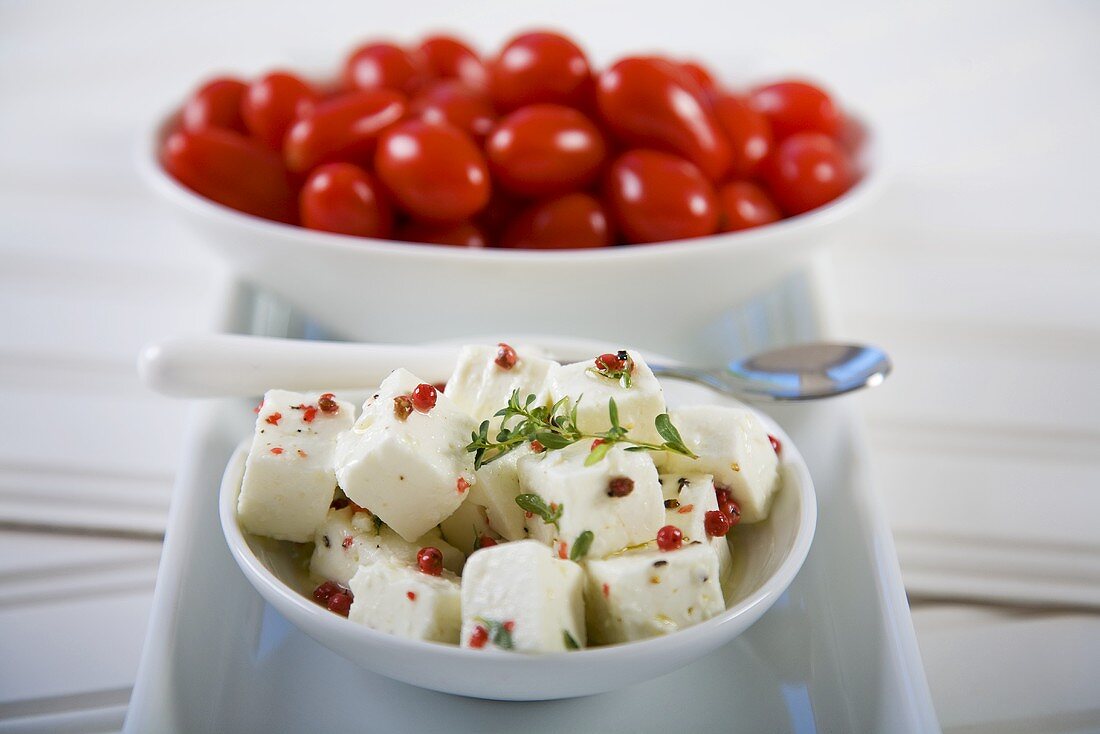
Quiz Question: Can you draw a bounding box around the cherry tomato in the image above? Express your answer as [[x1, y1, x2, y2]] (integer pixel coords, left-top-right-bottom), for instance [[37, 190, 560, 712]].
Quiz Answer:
[[476, 191, 524, 240], [717, 181, 781, 232], [162, 128, 295, 223], [411, 80, 497, 142], [712, 93, 773, 178], [489, 31, 592, 112], [181, 77, 248, 134], [283, 90, 406, 173], [397, 220, 488, 247], [314, 78, 349, 100], [762, 132, 854, 215], [603, 150, 718, 244], [343, 42, 427, 95], [838, 114, 866, 155], [300, 162, 393, 238], [749, 80, 841, 140], [501, 193, 612, 249], [242, 71, 320, 150], [374, 120, 491, 222], [485, 104, 606, 198], [680, 61, 717, 95], [596, 57, 731, 181], [417, 35, 488, 89]]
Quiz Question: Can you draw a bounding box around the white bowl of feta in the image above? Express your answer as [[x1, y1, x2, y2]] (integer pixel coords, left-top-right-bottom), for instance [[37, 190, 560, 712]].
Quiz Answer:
[[217, 342, 816, 700], [140, 111, 880, 362]]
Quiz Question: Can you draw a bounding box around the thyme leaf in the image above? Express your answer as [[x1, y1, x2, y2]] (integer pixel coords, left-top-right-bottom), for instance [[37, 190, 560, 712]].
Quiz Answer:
[[569, 530, 594, 561], [584, 440, 613, 466], [653, 413, 697, 458], [515, 493, 563, 529]]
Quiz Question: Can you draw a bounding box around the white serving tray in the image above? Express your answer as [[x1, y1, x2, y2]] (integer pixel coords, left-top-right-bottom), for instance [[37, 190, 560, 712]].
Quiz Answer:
[[124, 278, 938, 733]]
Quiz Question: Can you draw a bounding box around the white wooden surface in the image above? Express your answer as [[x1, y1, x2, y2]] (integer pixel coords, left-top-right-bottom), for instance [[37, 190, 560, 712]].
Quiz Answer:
[[2, 1, 1099, 731]]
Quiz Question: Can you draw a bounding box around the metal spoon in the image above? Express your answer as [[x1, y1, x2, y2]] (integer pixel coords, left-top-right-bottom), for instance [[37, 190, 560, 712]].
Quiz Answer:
[[139, 334, 890, 400], [652, 343, 891, 401]]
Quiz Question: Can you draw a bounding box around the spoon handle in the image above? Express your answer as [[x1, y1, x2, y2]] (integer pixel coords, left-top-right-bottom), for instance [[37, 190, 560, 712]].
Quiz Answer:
[[648, 365, 772, 400], [139, 335, 460, 397]]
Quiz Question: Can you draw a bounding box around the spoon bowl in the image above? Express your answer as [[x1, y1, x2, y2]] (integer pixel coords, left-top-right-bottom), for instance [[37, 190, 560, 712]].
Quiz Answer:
[[733, 343, 891, 399], [654, 343, 892, 401]]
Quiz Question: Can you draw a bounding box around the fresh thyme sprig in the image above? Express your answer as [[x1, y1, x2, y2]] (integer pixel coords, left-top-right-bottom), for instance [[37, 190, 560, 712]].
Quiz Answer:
[[464, 390, 698, 469]]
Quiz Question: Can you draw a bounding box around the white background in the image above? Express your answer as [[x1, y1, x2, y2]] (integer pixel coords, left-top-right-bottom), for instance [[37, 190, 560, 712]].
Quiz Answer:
[[1, 1, 1099, 731]]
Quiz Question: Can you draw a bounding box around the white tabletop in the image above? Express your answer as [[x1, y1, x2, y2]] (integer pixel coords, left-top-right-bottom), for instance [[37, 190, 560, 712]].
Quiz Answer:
[[2, 1, 1099, 731]]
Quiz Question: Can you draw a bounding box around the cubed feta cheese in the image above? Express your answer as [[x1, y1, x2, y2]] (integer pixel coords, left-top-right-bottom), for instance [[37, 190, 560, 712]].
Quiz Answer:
[[660, 473, 715, 542], [584, 542, 725, 644], [311, 507, 465, 585], [411, 527, 467, 575], [439, 499, 500, 556], [237, 389, 355, 542], [309, 506, 377, 585], [547, 350, 666, 444], [444, 344, 556, 427], [660, 473, 733, 586], [467, 444, 531, 541], [659, 406, 780, 523], [348, 558, 461, 644], [517, 442, 663, 559], [361, 525, 466, 575], [334, 369, 478, 541], [460, 540, 585, 652]]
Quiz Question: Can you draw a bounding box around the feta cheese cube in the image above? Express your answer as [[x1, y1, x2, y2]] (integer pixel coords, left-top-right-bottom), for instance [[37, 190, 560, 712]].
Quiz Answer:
[[410, 527, 467, 575], [467, 444, 531, 541], [237, 389, 355, 542], [659, 406, 780, 523], [348, 558, 461, 644], [548, 350, 666, 444], [334, 369, 478, 542], [309, 506, 377, 585], [660, 473, 715, 542], [444, 344, 556, 427], [660, 473, 733, 586], [360, 525, 466, 575], [460, 540, 585, 652], [311, 507, 465, 585], [518, 442, 663, 560], [439, 499, 500, 556], [584, 542, 725, 644]]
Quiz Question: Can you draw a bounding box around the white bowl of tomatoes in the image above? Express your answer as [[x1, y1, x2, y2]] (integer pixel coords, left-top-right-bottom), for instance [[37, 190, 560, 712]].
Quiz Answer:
[[141, 30, 880, 360]]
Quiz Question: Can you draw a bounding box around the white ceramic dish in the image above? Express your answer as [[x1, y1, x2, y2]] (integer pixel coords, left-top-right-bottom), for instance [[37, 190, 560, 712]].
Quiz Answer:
[[138, 106, 882, 360], [124, 279, 937, 732], [218, 383, 816, 700]]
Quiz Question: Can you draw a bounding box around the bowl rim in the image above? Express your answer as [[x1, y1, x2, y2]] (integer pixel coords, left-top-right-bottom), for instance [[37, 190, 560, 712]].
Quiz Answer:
[[218, 387, 817, 665], [139, 98, 883, 265]]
